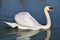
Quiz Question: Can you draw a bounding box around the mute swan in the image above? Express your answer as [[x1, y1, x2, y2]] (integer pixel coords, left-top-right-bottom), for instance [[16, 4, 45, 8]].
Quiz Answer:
[[3, 6, 53, 30]]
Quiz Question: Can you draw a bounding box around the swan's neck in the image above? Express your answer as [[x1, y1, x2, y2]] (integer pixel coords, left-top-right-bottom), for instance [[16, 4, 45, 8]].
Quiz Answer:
[[42, 9, 51, 29]]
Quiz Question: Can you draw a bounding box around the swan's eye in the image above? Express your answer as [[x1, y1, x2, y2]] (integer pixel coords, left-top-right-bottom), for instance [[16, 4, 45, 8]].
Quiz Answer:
[[49, 7, 53, 12]]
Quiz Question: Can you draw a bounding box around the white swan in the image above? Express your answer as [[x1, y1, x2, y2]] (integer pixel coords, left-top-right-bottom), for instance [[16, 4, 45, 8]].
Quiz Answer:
[[3, 6, 53, 30]]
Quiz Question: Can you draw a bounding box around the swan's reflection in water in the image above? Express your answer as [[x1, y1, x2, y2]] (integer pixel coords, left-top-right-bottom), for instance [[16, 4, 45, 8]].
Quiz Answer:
[[0, 28, 51, 40], [17, 29, 51, 40], [17, 30, 40, 40], [45, 29, 51, 40]]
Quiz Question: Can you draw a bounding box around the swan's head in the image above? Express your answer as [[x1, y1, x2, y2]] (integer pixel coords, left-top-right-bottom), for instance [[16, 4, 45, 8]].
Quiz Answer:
[[44, 6, 53, 12]]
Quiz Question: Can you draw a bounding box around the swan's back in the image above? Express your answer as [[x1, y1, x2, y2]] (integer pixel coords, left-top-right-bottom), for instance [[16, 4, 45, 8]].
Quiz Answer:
[[14, 12, 42, 29]]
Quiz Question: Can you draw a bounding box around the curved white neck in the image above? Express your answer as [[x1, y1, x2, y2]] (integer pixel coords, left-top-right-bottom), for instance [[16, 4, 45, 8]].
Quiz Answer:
[[42, 9, 51, 29]]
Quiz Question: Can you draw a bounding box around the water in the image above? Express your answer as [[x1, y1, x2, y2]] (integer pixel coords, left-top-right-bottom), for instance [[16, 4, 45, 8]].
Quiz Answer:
[[0, 0, 60, 40], [0, 28, 60, 40]]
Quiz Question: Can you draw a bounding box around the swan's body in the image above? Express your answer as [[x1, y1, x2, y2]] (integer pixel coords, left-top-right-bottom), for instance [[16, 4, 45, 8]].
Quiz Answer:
[[3, 6, 53, 30]]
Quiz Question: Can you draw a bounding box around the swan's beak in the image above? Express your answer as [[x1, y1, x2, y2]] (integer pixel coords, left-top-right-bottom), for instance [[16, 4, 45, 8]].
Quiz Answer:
[[49, 7, 54, 12]]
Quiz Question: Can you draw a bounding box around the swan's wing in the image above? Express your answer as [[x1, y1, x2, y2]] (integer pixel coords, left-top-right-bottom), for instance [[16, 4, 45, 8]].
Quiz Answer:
[[15, 12, 41, 28]]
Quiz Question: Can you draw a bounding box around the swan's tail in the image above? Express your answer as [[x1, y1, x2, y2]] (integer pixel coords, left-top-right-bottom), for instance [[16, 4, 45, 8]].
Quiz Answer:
[[3, 21, 17, 28], [3, 21, 30, 30]]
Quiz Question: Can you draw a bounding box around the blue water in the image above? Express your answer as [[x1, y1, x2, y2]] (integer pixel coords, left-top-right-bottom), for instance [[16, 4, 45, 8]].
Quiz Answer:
[[0, 0, 60, 40]]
